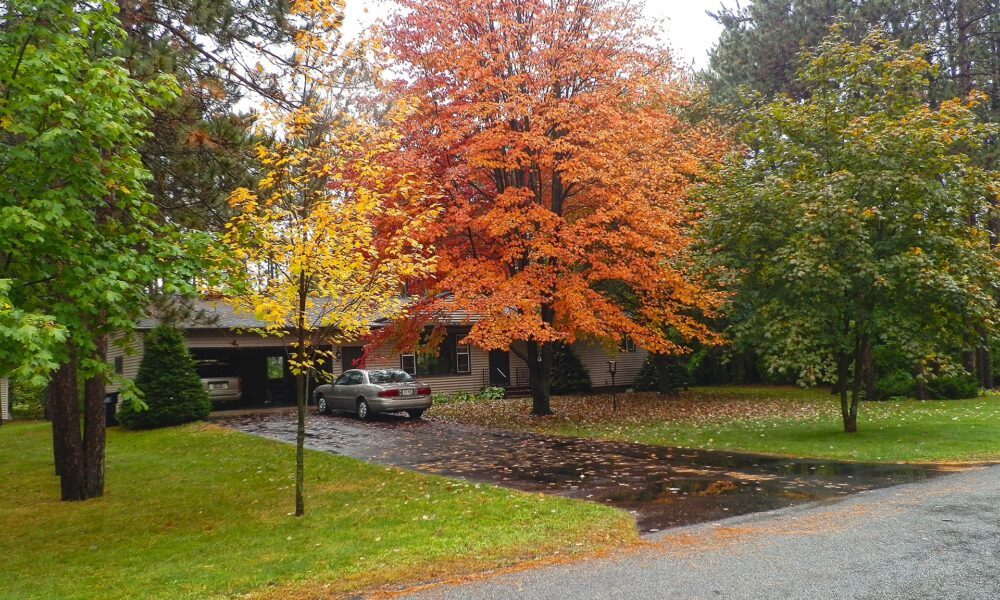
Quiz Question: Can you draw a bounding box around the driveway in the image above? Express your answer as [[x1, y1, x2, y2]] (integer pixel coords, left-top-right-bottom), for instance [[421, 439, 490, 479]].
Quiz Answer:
[[219, 411, 947, 533], [397, 464, 1000, 599]]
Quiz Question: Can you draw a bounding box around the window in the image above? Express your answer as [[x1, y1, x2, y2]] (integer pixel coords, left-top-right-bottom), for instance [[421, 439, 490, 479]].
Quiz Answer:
[[456, 344, 470, 374], [336, 371, 365, 386], [399, 333, 471, 376], [400, 354, 417, 375], [114, 356, 124, 375], [266, 356, 284, 380], [620, 336, 636, 353]]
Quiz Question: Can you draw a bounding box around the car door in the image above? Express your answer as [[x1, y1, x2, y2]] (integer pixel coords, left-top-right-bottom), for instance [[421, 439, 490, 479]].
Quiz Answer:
[[334, 370, 364, 409], [329, 372, 352, 410]]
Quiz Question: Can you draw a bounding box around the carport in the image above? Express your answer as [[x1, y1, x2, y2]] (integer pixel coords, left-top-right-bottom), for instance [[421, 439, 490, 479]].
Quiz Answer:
[[191, 347, 295, 407]]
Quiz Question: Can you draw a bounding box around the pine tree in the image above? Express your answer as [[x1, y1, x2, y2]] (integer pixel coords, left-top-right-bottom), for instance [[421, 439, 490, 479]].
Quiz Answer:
[[550, 343, 592, 395], [118, 326, 210, 429]]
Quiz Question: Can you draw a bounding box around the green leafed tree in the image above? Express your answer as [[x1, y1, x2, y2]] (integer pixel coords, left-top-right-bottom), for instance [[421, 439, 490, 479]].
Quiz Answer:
[[699, 28, 1000, 432], [118, 325, 210, 429], [0, 0, 212, 500]]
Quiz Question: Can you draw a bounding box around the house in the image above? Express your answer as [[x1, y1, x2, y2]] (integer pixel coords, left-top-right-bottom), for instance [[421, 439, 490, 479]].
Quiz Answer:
[[107, 299, 647, 407]]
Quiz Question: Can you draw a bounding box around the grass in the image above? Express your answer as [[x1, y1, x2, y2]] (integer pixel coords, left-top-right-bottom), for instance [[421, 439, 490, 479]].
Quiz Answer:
[[428, 385, 1000, 464], [0, 422, 635, 600]]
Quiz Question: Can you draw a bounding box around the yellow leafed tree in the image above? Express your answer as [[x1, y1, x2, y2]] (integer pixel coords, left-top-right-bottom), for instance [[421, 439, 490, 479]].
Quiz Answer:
[[222, 0, 438, 516]]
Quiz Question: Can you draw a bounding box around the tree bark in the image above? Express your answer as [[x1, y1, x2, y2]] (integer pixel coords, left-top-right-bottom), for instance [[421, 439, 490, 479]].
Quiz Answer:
[[846, 334, 866, 433], [82, 336, 107, 498], [977, 326, 992, 389], [836, 351, 850, 432], [862, 337, 876, 400], [294, 370, 305, 517], [49, 359, 88, 500], [915, 363, 928, 400], [294, 275, 307, 517], [526, 340, 553, 416]]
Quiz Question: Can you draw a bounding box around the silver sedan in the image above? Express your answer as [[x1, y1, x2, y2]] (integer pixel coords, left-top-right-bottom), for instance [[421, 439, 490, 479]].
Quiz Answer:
[[313, 369, 432, 420]]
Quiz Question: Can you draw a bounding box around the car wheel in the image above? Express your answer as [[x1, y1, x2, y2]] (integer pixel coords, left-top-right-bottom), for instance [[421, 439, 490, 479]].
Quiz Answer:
[[357, 399, 373, 421], [406, 409, 424, 420], [316, 394, 329, 415]]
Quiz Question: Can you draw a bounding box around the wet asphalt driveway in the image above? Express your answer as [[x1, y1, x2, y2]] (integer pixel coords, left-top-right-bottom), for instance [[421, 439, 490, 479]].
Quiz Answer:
[[219, 410, 950, 534]]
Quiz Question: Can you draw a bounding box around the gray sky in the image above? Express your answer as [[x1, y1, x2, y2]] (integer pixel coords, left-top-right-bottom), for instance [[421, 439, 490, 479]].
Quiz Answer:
[[345, 1, 728, 69]]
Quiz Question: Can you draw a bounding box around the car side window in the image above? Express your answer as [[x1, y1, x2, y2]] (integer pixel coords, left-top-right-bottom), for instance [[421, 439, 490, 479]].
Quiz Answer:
[[340, 371, 363, 386]]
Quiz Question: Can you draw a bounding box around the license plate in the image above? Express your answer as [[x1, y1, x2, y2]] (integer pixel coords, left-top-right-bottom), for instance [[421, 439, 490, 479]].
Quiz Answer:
[[210, 383, 228, 390], [400, 388, 415, 396]]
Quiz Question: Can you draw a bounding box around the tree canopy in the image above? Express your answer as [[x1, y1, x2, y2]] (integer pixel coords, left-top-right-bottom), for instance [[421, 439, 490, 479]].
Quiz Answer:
[[382, 0, 728, 415], [700, 28, 1000, 432]]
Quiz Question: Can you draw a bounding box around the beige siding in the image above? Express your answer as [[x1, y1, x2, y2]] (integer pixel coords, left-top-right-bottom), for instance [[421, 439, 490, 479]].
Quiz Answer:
[[1, 378, 9, 421], [184, 330, 294, 348], [573, 341, 646, 389], [362, 340, 490, 395], [106, 333, 144, 393]]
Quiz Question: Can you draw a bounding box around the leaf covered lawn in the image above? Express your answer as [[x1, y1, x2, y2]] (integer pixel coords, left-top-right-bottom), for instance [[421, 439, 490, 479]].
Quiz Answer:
[[429, 386, 1000, 463]]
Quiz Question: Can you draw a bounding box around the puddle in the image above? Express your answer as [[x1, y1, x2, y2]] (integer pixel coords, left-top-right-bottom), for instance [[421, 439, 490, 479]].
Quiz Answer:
[[219, 411, 947, 533]]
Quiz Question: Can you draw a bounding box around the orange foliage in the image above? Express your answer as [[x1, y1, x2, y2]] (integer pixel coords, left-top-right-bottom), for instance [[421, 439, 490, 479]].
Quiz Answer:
[[381, 0, 728, 356]]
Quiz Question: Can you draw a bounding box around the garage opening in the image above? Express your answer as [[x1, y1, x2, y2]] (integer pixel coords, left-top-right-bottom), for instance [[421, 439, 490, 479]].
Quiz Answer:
[[191, 347, 295, 408]]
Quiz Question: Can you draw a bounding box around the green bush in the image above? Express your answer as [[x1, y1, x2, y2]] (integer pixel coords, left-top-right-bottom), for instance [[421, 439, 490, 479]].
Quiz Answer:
[[874, 369, 915, 400], [635, 354, 688, 393], [432, 386, 507, 405], [10, 377, 46, 420], [550, 343, 592, 395], [118, 325, 210, 429], [926, 373, 978, 400]]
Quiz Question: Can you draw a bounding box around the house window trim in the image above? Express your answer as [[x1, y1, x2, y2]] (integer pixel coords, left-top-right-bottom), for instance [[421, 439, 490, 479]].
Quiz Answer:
[[113, 356, 124, 375], [620, 336, 636, 353]]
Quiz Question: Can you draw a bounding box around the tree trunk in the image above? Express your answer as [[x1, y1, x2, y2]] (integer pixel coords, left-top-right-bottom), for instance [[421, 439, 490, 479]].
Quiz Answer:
[[294, 370, 306, 517], [294, 275, 307, 517], [836, 351, 851, 432], [49, 359, 88, 500], [862, 337, 876, 400], [977, 327, 992, 389], [915, 363, 928, 400], [846, 334, 866, 434], [81, 336, 107, 499], [526, 340, 553, 416]]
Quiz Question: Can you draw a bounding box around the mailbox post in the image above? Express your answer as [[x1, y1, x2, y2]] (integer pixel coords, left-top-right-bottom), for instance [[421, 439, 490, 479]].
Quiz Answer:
[[607, 360, 618, 412]]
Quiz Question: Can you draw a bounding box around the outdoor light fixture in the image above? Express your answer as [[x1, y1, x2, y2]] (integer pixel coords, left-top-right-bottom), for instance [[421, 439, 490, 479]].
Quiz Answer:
[[607, 360, 618, 412]]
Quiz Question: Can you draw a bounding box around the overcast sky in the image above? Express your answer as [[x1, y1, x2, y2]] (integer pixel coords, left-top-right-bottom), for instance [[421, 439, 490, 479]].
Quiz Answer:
[[345, 1, 729, 69]]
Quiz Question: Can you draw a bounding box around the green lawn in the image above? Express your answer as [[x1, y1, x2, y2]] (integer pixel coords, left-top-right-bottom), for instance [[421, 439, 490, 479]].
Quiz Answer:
[[429, 385, 1000, 463], [0, 422, 634, 600]]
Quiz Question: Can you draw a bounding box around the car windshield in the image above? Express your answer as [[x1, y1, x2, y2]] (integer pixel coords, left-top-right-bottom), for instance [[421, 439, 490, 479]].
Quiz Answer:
[[367, 370, 414, 384]]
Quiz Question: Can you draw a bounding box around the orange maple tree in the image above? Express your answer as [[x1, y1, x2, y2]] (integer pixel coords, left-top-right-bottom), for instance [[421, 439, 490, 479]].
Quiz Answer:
[[381, 0, 727, 415]]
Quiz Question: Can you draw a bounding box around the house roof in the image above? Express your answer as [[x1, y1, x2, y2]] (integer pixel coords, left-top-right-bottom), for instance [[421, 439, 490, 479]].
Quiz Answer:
[[137, 296, 477, 331]]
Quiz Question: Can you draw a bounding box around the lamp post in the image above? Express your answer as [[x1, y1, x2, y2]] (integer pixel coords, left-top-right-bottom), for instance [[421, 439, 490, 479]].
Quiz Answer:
[[607, 360, 618, 412]]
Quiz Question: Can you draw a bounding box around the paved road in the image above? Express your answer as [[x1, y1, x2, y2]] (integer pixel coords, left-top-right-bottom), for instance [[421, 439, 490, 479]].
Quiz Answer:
[[398, 465, 1000, 600], [221, 411, 943, 533]]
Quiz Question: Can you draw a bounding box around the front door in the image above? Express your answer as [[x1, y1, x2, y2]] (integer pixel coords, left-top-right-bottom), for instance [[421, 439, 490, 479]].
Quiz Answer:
[[488, 350, 510, 387], [341, 346, 364, 373]]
